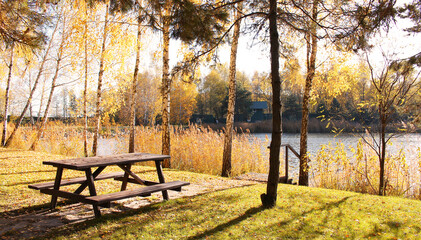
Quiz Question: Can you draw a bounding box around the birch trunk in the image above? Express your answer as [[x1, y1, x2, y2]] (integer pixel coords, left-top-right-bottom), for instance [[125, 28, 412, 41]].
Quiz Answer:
[[1, 43, 14, 146], [30, 19, 66, 150], [5, 19, 59, 147], [299, 0, 318, 186], [92, 3, 109, 156], [83, 6, 89, 157], [161, 4, 171, 168], [261, 0, 282, 208], [129, 11, 142, 153], [221, 3, 242, 177]]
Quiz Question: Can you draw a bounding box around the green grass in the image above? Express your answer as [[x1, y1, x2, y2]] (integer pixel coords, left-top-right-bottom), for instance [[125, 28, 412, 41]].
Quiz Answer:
[[1, 148, 421, 239], [40, 184, 421, 240]]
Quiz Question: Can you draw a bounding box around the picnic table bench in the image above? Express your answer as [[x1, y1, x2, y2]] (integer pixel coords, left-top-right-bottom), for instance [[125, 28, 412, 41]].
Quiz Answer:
[[28, 153, 189, 217]]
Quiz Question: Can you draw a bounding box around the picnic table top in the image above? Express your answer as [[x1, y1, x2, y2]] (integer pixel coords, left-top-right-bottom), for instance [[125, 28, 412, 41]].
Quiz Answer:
[[43, 153, 170, 170]]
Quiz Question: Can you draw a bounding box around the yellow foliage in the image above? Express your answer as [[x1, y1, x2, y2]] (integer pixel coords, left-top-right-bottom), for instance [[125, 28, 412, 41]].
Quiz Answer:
[[170, 78, 198, 124]]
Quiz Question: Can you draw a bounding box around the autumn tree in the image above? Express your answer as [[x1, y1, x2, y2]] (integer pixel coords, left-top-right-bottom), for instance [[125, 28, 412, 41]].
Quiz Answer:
[[297, 0, 319, 186], [170, 77, 198, 125], [129, 4, 143, 153], [142, 0, 228, 167], [1, 42, 14, 146], [30, 3, 71, 150], [88, 1, 134, 155], [196, 67, 228, 120], [363, 54, 420, 196], [250, 71, 272, 112], [4, 11, 59, 147], [1, 1, 47, 146], [91, 1, 110, 156], [222, 2, 243, 177], [0, 1, 47, 48], [116, 71, 161, 126]]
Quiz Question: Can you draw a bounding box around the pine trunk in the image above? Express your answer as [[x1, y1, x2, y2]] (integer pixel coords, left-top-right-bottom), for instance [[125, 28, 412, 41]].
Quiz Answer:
[[222, 3, 242, 177], [161, 6, 171, 168], [129, 12, 142, 153], [261, 0, 281, 208], [1, 43, 14, 146], [92, 4, 109, 156], [299, 0, 318, 186]]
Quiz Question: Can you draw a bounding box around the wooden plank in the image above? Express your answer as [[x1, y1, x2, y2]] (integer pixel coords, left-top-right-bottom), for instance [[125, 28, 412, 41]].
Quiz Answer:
[[87, 181, 190, 204], [41, 188, 98, 205], [282, 144, 300, 158], [28, 172, 125, 190], [114, 177, 159, 186], [43, 153, 169, 170]]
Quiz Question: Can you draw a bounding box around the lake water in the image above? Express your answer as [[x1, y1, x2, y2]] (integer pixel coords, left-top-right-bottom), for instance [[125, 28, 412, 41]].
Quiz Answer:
[[99, 132, 421, 160], [249, 133, 421, 180], [251, 132, 421, 157], [98, 132, 420, 181]]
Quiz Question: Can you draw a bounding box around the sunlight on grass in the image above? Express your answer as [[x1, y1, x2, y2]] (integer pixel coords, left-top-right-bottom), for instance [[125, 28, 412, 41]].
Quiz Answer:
[[1, 148, 421, 239], [43, 184, 421, 240], [0, 148, 247, 214]]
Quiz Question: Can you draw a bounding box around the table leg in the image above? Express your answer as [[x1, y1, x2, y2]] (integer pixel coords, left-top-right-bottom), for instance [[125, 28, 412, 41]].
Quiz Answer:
[[155, 160, 169, 200], [118, 164, 146, 185], [120, 164, 132, 191], [74, 166, 106, 194], [85, 168, 101, 217], [51, 166, 63, 209]]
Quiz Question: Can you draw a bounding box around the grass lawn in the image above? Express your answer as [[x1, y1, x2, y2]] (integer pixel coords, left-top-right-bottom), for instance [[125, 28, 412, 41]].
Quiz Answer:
[[1, 148, 421, 239]]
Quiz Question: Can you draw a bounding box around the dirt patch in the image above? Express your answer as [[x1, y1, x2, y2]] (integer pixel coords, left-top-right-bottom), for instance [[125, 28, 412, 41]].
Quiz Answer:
[[0, 178, 260, 239]]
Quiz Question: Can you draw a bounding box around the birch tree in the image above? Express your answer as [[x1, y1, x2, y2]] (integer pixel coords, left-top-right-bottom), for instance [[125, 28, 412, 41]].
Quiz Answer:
[[91, 2, 110, 156], [30, 5, 70, 150], [1, 42, 14, 146], [129, 6, 143, 153], [143, 0, 227, 167], [299, 0, 319, 186], [364, 55, 421, 196], [5, 15, 59, 147], [221, 2, 242, 177]]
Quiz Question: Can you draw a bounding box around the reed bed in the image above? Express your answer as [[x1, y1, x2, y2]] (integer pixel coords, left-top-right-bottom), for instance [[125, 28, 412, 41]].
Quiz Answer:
[[131, 125, 270, 176], [2, 122, 420, 198], [310, 139, 421, 199]]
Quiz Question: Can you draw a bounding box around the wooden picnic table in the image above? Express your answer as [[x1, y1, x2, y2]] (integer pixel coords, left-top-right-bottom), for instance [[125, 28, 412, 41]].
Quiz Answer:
[[29, 153, 189, 217]]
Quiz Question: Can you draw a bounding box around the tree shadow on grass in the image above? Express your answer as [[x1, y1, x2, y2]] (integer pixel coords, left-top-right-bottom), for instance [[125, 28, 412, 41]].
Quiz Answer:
[[187, 206, 265, 240], [277, 195, 354, 228], [1, 180, 259, 239]]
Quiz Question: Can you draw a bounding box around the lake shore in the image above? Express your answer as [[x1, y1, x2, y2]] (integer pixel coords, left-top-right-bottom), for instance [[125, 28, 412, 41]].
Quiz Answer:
[[200, 119, 420, 134]]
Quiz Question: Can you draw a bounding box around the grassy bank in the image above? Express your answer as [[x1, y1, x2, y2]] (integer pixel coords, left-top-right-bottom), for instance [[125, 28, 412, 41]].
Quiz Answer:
[[1, 148, 421, 239], [42, 184, 421, 240]]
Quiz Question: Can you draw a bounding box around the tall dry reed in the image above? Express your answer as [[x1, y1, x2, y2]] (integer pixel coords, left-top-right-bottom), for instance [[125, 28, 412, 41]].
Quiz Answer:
[[3, 121, 419, 198], [130, 125, 270, 176], [310, 138, 421, 199]]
